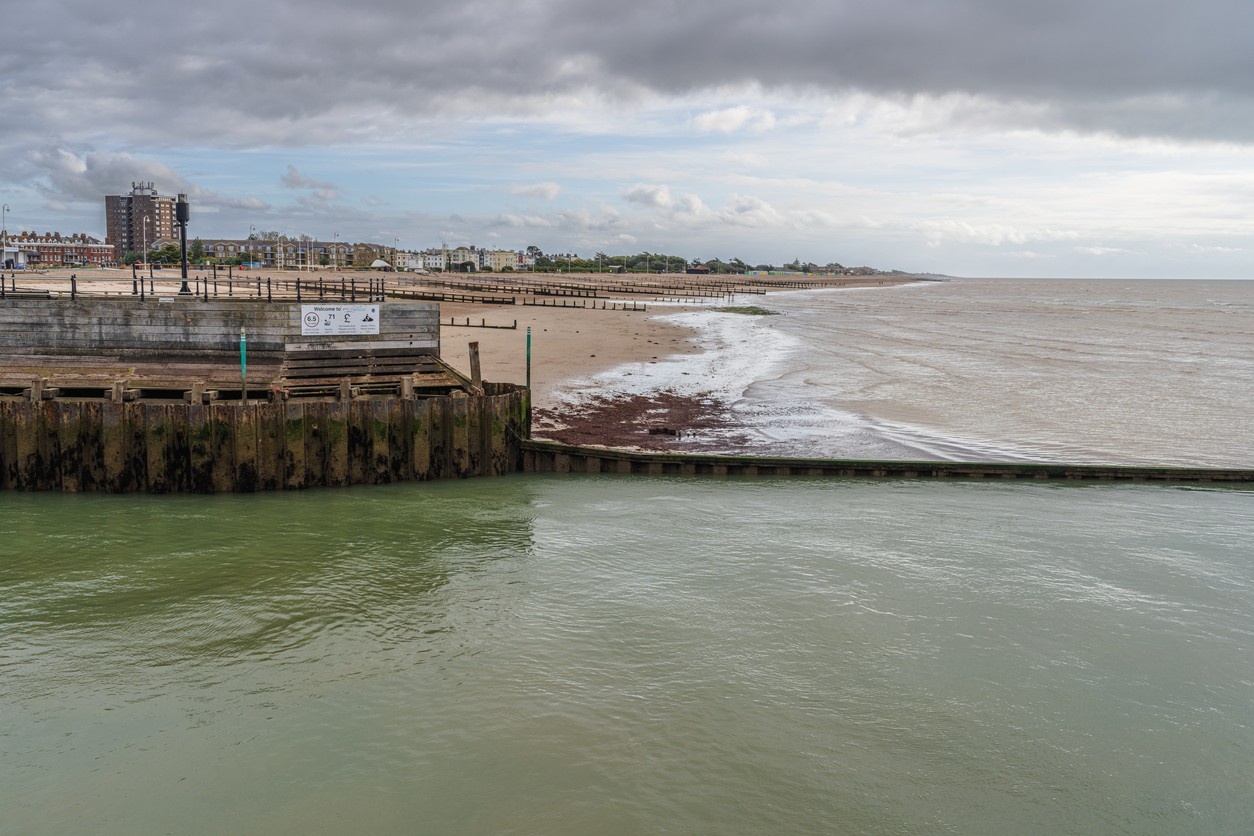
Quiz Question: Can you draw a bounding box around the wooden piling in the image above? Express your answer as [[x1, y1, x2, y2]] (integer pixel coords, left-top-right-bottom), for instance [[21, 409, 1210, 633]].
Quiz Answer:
[[0, 387, 529, 493]]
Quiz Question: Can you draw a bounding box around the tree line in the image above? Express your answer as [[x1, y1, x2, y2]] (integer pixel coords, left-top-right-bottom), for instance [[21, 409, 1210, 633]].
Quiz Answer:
[[525, 246, 889, 275]]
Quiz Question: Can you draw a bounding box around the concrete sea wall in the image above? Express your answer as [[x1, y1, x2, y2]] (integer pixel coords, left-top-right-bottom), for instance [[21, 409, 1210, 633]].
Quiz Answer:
[[0, 297, 439, 358]]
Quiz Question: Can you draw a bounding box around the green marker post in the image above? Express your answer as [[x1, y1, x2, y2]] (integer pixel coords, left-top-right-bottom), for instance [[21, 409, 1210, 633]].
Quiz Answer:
[[240, 326, 247, 405]]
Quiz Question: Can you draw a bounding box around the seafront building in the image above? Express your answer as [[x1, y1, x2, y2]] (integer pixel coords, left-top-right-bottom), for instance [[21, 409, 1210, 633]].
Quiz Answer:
[[104, 182, 175, 258], [193, 237, 361, 269], [85, 181, 534, 272], [3, 231, 114, 267]]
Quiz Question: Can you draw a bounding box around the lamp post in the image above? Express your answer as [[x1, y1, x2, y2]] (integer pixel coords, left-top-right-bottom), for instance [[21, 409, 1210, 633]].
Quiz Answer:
[[176, 193, 190, 294], [1, 204, 9, 261], [333, 231, 339, 271], [142, 216, 149, 272]]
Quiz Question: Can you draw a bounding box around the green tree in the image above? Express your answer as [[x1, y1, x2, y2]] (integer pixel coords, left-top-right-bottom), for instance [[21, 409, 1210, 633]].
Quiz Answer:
[[153, 243, 181, 265], [189, 238, 205, 262]]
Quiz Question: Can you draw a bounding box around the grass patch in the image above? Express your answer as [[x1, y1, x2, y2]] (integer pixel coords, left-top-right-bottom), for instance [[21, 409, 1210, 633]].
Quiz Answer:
[[714, 305, 779, 316]]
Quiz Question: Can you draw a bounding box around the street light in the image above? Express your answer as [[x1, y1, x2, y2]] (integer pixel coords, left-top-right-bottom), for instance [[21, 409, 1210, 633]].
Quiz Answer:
[[142, 216, 149, 270], [333, 231, 339, 271], [1, 204, 9, 258], [176, 193, 190, 294]]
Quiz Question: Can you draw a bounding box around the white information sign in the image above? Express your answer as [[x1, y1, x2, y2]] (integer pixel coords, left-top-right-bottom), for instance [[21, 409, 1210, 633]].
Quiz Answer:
[[300, 304, 381, 336]]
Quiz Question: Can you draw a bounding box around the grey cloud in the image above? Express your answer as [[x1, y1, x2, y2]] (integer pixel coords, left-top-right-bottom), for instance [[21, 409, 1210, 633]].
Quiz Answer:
[[281, 166, 337, 192], [6, 0, 1254, 152], [25, 147, 269, 212], [281, 165, 340, 205], [624, 184, 674, 209]]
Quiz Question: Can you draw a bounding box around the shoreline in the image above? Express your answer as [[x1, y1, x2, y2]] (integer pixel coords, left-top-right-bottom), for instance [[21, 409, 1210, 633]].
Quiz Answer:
[[6, 268, 922, 452]]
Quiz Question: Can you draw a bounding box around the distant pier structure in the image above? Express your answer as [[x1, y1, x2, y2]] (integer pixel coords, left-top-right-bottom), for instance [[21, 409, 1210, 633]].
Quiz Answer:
[[0, 295, 527, 492]]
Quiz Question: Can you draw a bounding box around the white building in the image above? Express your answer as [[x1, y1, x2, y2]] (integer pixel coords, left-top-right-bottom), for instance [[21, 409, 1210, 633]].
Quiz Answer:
[[398, 251, 428, 272], [2, 245, 27, 270], [422, 250, 447, 271]]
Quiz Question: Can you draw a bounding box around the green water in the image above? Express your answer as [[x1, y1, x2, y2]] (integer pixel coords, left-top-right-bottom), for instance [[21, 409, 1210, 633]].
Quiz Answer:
[[2, 477, 1252, 835]]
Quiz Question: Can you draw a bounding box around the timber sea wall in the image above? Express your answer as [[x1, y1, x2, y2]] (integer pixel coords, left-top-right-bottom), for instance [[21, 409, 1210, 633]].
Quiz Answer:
[[0, 385, 527, 493], [522, 440, 1254, 483], [0, 295, 525, 493]]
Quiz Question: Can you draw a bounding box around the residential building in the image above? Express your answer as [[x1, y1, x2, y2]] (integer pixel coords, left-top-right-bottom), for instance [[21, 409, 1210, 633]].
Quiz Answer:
[[7, 231, 115, 267], [446, 245, 479, 271], [104, 182, 175, 257], [421, 249, 447, 271], [484, 249, 525, 271], [192, 238, 357, 269]]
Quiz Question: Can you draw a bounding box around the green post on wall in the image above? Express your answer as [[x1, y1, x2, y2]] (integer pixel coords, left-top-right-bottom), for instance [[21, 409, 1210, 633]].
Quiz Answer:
[[240, 326, 247, 404], [525, 326, 532, 393]]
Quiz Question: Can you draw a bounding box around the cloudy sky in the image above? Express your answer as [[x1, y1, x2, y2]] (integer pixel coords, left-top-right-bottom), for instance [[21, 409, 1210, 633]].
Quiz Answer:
[[4, 0, 1253, 277]]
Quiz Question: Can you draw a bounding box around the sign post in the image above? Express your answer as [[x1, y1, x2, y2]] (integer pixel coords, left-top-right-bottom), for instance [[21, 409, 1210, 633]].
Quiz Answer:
[[300, 304, 380, 336]]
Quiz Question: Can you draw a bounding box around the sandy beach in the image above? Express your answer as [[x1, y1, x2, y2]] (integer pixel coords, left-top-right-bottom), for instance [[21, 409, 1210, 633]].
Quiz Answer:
[[7, 266, 916, 450]]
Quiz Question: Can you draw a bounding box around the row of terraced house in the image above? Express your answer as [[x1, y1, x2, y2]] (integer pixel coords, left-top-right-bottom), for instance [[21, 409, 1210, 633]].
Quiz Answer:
[[192, 240, 537, 272], [0, 228, 540, 274], [1, 230, 114, 268]]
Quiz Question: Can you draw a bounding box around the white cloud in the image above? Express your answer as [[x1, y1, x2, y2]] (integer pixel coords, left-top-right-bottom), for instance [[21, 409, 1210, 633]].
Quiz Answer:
[[693, 106, 777, 134], [914, 219, 1085, 248], [510, 182, 562, 200], [718, 194, 784, 228], [623, 184, 675, 209], [1076, 245, 1134, 256]]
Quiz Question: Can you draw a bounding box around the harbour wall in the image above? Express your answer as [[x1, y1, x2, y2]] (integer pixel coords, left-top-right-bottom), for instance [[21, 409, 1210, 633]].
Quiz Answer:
[[0, 385, 527, 493], [522, 440, 1254, 483]]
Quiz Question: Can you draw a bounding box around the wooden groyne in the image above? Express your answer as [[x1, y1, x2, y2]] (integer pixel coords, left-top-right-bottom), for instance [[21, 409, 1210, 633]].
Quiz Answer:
[[0, 385, 527, 493], [521, 440, 1254, 483]]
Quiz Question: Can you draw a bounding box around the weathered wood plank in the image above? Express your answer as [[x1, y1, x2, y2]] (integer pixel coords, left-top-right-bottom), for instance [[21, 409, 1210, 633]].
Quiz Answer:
[[325, 402, 349, 487], [254, 405, 283, 491], [449, 396, 470, 477], [283, 402, 308, 490], [0, 403, 18, 490], [386, 397, 408, 483], [188, 404, 215, 493], [348, 400, 371, 486], [410, 398, 431, 481]]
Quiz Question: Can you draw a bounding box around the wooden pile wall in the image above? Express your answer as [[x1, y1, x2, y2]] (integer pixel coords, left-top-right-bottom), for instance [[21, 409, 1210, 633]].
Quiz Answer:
[[0, 388, 528, 493]]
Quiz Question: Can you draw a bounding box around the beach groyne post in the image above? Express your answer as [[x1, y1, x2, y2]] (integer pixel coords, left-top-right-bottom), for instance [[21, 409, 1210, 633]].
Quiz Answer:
[[469, 342, 482, 392]]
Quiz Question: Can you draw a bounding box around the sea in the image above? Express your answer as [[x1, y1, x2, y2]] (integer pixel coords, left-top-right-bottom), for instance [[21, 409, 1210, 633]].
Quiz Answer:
[[559, 278, 1254, 466], [2, 279, 1252, 835]]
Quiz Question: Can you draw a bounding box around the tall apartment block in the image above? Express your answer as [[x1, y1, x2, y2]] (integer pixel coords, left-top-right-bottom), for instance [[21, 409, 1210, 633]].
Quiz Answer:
[[104, 182, 176, 256]]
